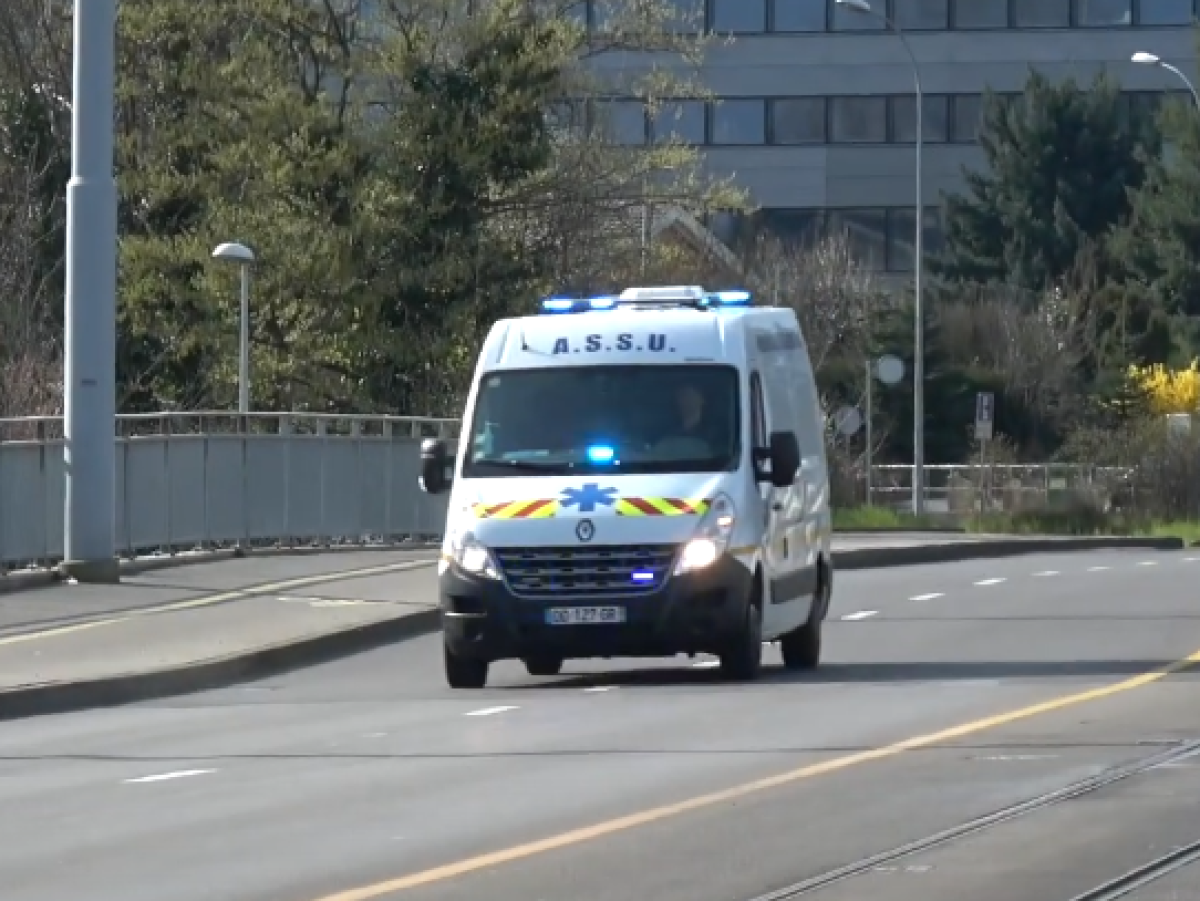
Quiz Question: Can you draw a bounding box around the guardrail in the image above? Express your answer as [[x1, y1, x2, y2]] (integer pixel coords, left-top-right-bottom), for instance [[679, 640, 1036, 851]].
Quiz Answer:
[[867, 463, 1133, 513], [0, 411, 1144, 571], [0, 412, 459, 571]]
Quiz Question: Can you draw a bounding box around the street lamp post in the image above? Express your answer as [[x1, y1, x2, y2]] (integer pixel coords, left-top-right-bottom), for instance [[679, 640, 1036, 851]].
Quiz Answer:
[[63, 0, 119, 582], [836, 0, 925, 515], [211, 242, 256, 415], [1132, 51, 1200, 109]]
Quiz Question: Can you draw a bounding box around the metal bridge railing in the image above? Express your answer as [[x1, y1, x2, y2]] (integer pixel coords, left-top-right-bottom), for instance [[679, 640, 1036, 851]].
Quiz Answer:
[[0, 412, 459, 571]]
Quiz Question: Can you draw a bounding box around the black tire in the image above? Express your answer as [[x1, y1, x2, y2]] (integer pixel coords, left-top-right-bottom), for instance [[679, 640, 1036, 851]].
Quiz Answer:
[[524, 656, 564, 677], [780, 617, 821, 670], [444, 641, 489, 689], [719, 599, 763, 681], [781, 566, 827, 670]]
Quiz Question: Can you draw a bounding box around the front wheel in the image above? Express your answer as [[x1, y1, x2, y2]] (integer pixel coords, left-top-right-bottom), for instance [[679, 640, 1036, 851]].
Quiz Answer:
[[444, 641, 489, 689], [780, 617, 821, 670], [719, 601, 763, 681], [781, 568, 827, 670]]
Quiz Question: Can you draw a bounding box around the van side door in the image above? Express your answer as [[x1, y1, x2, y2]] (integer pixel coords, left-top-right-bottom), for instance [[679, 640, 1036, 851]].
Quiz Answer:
[[749, 370, 786, 609]]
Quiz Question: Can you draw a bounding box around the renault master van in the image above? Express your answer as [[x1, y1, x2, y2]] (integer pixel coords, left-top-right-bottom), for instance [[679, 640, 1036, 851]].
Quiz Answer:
[[419, 285, 833, 688]]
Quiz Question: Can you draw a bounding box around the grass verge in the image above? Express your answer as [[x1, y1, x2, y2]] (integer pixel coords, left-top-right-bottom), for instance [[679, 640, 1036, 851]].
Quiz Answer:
[[834, 505, 1200, 543]]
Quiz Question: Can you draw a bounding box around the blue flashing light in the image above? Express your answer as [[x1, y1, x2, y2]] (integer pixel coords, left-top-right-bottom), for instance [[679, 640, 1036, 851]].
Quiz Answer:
[[539, 295, 618, 314], [586, 444, 616, 463], [631, 571, 655, 582], [709, 289, 752, 306]]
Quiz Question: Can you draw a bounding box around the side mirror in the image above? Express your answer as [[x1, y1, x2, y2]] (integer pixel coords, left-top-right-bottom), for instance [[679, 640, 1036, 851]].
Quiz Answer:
[[766, 431, 800, 488], [419, 438, 452, 494]]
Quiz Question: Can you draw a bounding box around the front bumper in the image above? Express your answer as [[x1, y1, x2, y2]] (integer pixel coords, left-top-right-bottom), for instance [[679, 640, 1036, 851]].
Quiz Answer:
[[440, 551, 755, 662]]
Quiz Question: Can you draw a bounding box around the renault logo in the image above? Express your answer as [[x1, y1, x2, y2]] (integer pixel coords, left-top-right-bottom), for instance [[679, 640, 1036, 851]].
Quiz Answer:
[[576, 519, 595, 542]]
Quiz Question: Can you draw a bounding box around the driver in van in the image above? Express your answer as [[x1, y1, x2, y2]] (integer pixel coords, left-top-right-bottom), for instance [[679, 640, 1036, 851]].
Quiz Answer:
[[654, 382, 714, 456]]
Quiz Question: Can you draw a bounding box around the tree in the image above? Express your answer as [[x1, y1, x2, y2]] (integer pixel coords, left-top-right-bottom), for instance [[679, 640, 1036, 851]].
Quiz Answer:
[[935, 70, 1153, 294], [110, 0, 740, 416], [1110, 65, 1200, 366]]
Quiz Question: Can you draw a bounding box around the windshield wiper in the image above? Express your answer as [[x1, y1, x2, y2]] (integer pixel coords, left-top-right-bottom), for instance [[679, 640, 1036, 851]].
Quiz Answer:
[[474, 458, 573, 473]]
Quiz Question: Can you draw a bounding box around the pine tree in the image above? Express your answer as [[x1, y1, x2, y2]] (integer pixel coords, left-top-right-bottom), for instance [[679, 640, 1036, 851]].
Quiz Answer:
[[1110, 47, 1200, 365], [935, 70, 1153, 294]]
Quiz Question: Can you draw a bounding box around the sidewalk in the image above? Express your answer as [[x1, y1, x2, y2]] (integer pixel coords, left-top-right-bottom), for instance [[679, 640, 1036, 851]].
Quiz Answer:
[[0, 550, 440, 719], [0, 532, 1180, 721]]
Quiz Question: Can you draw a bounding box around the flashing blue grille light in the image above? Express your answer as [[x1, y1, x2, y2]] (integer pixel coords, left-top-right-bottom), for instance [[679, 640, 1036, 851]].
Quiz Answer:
[[540, 295, 617, 314], [586, 444, 616, 463], [631, 571, 655, 582]]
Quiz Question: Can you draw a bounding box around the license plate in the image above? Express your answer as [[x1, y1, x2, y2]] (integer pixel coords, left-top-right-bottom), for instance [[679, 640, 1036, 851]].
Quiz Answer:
[[545, 606, 626, 625]]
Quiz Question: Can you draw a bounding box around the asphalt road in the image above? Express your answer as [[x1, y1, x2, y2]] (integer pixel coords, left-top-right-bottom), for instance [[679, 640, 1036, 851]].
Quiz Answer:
[[2, 547, 1199, 901]]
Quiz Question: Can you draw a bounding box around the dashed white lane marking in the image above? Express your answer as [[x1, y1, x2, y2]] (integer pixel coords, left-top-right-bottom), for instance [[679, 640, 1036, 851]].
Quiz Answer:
[[465, 706, 518, 717], [692, 660, 720, 669], [910, 592, 944, 601], [1138, 561, 1158, 566], [1185, 557, 1198, 562], [1088, 566, 1110, 572], [841, 610, 878, 621], [974, 578, 1006, 586], [1033, 570, 1059, 577], [583, 686, 616, 693], [124, 769, 215, 784]]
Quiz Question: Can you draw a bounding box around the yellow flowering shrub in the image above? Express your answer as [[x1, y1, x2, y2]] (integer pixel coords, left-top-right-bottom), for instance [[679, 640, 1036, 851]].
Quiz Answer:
[[1127, 360, 1200, 414]]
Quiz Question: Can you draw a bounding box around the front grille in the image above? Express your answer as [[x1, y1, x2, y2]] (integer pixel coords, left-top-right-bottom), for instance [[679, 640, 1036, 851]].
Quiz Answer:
[[494, 544, 677, 600]]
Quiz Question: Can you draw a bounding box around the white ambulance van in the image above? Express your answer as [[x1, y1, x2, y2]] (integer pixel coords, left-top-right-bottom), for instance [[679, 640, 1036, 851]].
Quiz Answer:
[[419, 285, 833, 688]]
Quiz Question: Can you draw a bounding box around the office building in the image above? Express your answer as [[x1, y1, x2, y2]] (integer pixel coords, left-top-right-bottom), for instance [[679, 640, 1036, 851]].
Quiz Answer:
[[596, 0, 1199, 273]]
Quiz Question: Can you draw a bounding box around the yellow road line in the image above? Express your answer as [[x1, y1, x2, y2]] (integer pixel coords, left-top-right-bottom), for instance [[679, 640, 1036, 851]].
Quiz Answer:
[[313, 647, 1200, 900], [0, 558, 436, 648]]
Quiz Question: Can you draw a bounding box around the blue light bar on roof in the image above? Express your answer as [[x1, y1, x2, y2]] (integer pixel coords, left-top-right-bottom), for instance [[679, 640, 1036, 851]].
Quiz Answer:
[[713, 290, 751, 304], [540, 295, 618, 314]]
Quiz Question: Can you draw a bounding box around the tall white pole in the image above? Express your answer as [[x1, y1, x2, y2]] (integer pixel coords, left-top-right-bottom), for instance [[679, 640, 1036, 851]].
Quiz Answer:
[[912, 66, 925, 516], [238, 264, 250, 415], [63, 0, 119, 582]]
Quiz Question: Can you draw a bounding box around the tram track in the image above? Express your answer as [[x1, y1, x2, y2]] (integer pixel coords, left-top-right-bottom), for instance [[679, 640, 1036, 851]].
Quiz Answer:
[[1067, 838, 1200, 900], [745, 738, 1200, 901]]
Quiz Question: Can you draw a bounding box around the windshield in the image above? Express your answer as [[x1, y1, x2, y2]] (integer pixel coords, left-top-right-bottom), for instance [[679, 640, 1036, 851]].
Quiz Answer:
[[464, 365, 741, 477]]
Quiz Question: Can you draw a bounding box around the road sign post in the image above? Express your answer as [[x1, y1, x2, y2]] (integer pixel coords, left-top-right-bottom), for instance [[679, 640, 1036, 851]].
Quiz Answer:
[[974, 392, 994, 442], [864, 355, 904, 506], [974, 392, 995, 512]]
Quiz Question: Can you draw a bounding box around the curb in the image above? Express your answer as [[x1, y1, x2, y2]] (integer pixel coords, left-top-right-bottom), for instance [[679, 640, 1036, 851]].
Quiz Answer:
[[832, 535, 1185, 569], [0, 607, 443, 722], [0, 542, 441, 595], [0, 534, 1187, 721]]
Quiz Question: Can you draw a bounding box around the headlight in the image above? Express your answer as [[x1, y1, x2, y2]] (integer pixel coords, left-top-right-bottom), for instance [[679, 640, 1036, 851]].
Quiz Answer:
[[674, 493, 736, 575], [443, 530, 500, 580]]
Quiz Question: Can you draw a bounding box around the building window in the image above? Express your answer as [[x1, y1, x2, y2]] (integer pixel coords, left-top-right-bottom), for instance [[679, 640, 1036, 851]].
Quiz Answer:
[[951, 0, 1007, 26], [1074, 0, 1132, 24], [651, 100, 705, 144], [1138, 0, 1193, 24], [711, 99, 767, 144], [831, 0, 885, 29], [1013, 0, 1070, 25], [887, 208, 943, 271], [772, 0, 827, 30], [894, 0, 950, 29], [950, 94, 982, 143], [771, 97, 827, 144], [830, 96, 888, 143], [828, 209, 887, 270], [663, 0, 706, 30], [758, 209, 826, 246], [891, 95, 949, 143], [597, 100, 646, 144], [712, 0, 767, 31]]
